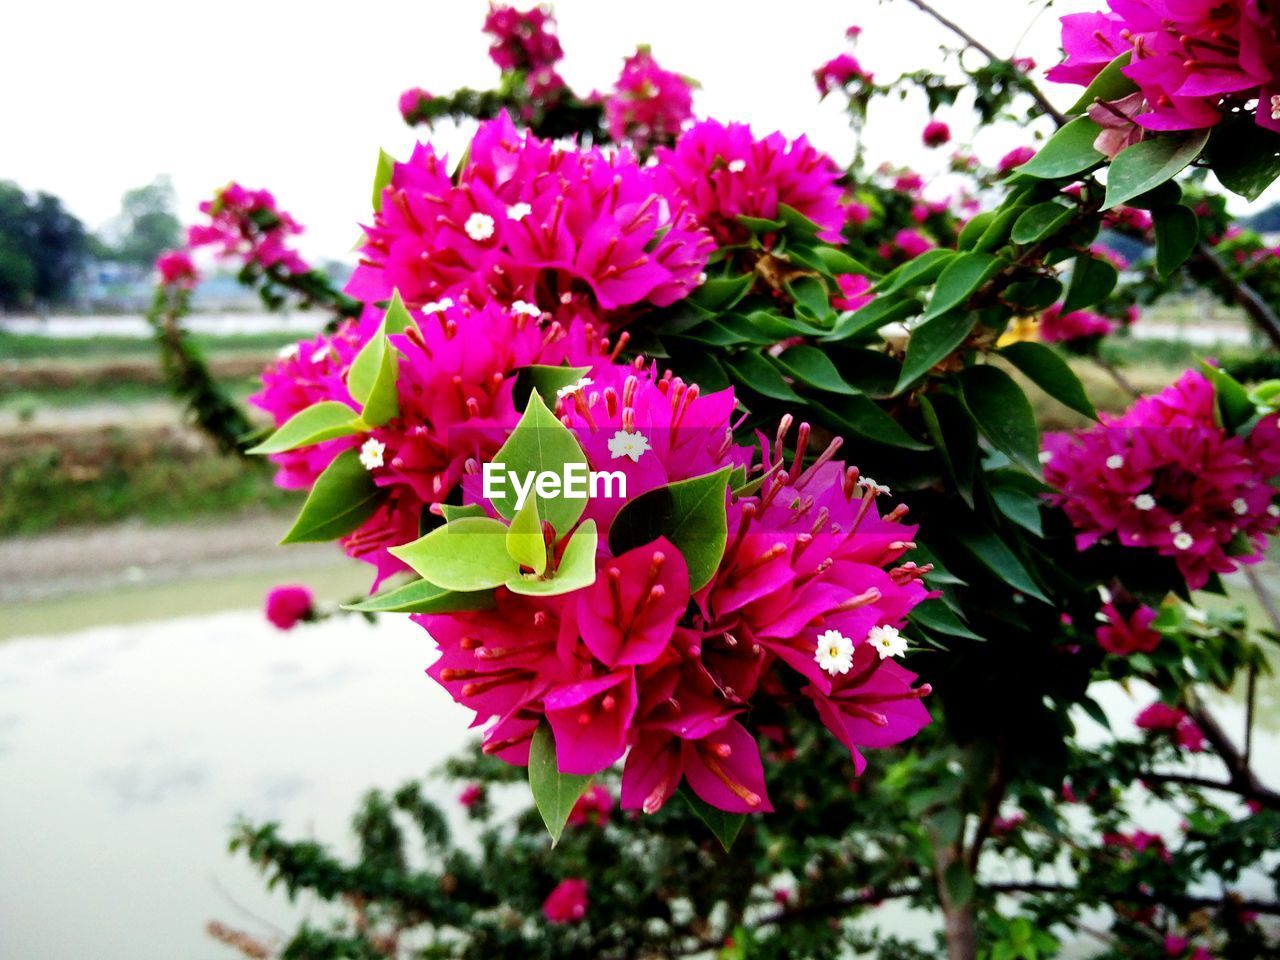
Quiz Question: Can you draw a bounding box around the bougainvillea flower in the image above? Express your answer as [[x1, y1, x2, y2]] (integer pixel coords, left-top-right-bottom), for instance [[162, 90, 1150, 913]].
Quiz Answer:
[[1096, 602, 1161, 655], [922, 120, 952, 147], [1038, 303, 1115, 344], [605, 48, 694, 152], [815, 53, 872, 95], [155, 249, 198, 289], [398, 87, 431, 123], [565, 784, 613, 827], [1135, 701, 1205, 752], [264, 584, 314, 630], [187, 182, 310, 275], [484, 4, 563, 73], [997, 146, 1037, 174], [542, 878, 588, 924], [576, 538, 689, 666]]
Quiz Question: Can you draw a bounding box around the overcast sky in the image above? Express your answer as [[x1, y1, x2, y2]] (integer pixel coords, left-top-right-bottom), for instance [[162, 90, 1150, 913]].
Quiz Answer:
[[4, 0, 1272, 260]]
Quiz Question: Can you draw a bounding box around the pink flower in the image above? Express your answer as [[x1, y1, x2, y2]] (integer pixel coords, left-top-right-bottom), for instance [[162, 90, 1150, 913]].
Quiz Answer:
[[1104, 828, 1173, 862], [1136, 701, 1205, 752], [832, 273, 874, 311], [997, 146, 1037, 174], [542, 878, 588, 924], [348, 113, 711, 323], [922, 120, 952, 147], [1011, 56, 1036, 72], [814, 53, 871, 96], [656, 119, 847, 246], [1096, 602, 1161, 655], [264, 585, 314, 630], [565, 784, 614, 827], [893, 228, 934, 259], [605, 48, 694, 152], [1088, 92, 1146, 158], [483, 4, 563, 73], [893, 172, 924, 193], [991, 813, 1025, 836], [846, 201, 872, 226], [155, 249, 198, 289], [398, 87, 431, 123], [458, 783, 485, 808], [1166, 936, 1189, 957], [1038, 304, 1115, 344], [188, 183, 309, 276], [1044, 370, 1280, 589]]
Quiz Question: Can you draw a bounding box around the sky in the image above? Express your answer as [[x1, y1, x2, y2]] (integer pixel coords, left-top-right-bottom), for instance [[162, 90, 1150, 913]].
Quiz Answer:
[[3, 0, 1273, 261]]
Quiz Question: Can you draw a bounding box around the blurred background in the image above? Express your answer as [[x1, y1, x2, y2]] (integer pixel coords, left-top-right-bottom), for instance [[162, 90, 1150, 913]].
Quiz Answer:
[[2, 1, 1278, 957]]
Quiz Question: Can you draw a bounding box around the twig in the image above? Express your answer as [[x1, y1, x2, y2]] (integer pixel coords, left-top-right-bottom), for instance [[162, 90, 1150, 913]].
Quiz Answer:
[[985, 881, 1280, 915], [1193, 243, 1280, 351], [1139, 771, 1280, 809], [1092, 353, 1141, 399]]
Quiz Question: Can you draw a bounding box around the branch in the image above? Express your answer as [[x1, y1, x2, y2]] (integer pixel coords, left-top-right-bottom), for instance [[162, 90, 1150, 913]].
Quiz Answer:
[[1139, 771, 1280, 809], [1183, 702, 1280, 809], [899, 0, 1067, 125], [986, 881, 1280, 916], [1192, 243, 1280, 351]]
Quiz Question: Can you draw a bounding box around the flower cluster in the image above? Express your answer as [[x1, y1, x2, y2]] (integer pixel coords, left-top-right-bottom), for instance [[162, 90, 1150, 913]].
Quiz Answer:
[[655, 118, 848, 246], [483, 3, 563, 73], [415, 368, 932, 814], [187, 183, 310, 276], [1048, 1, 1280, 132], [604, 48, 694, 153], [1038, 303, 1115, 345], [1044, 370, 1280, 588], [348, 113, 712, 326], [1096, 601, 1161, 655], [814, 24, 873, 96], [154, 249, 198, 289], [1135, 701, 1205, 752]]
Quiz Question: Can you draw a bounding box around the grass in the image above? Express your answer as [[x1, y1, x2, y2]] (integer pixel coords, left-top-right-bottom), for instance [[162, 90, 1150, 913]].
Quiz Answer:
[[0, 429, 299, 536], [0, 377, 261, 411], [0, 329, 302, 361]]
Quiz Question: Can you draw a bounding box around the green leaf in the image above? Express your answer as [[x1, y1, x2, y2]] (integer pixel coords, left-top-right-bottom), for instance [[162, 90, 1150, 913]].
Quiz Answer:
[[787, 276, 831, 320], [690, 273, 755, 312], [960, 365, 1042, 475], [1000, 341, 1097, 420], [919, 392, 977, 506], [723, 350, 803, 402], [943, 860, 974, 908], [1154, 204, 1200, 278], [957, 211, 995, 250], [488, 392, 588, 536], [910, 598, 982, 641], [823, 297, 920, 343], [372, 148, 395, 212], [280, 449, 384, 544], [506, 495, 546, 576], [1200, 360, 1254, 433], [347, 322, 400, 426], [894, 311, 978, 394], [506, 520, 598, 596], [736, 214, 786, 234], [1016, 117, 1105, 179], [922, 252, 1003, 321], [382, 289, 414, 334], [1104, 130, 1210, 209], [1066, 51, 1135, 114], [1205, 117, 1280, 202], [439, 503, 488, 522], [247, 401, 361, 454], [513, 364, 593, 410], [808, 245, 876, 278], [872, 248, 956, 295], [972, 205, 1025, 253], [389, 516, 521, 592], [777, 202, 822, 237], [774, 345, 858, 395], [608, 467, 731, 592], [814, 394, 931, 451], [1011, 201, 1075, 245], [991, 482, 1045, 537], [342, 578, 496, 614], [957, 524, 1049, 603], [528, 723, 594, 845], [1061, 254, 1118, 313], [679, 784, 746, 851], [1003, 277, 1063, 311]]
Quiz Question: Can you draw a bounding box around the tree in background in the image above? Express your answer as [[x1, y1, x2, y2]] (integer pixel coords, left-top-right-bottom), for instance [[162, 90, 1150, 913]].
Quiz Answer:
[[102, 175, 183, 268], [0, 181, 90, 309]]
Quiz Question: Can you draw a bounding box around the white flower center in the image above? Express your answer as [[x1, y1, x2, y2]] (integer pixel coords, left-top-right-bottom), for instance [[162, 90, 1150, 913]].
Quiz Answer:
[[359, 437, 386, 471], [507, 202, 532, 221], [727, 159, 746, 173], [511, 299, 542, 317], [1038, 450, 1054, 464], [1272, 95, 1280, 121], [1232, 497, 1249, 516], [1105, 455, 1124, 470], [1269, 504, 1280, 518], [464, 212, 496, 241], [309, 346, 330, 364], [556, 376, 594, 399], [277, 343, 300, 361], [814, 628, 855, 675], [865, 624, 908, 660], [422, 298, 455, 315], [857, 476, 891, 496], [1173, 532, 1194, 551], [1133, 494, 1156, 511]]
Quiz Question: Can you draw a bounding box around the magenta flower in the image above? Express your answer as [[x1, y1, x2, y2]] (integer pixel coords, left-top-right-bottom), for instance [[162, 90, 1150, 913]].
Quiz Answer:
[[656, 118, 847, 246], [347, 113, 711, 324], [458, 783, 485, 808], [1096, 602, 1161, 655], [1136, 701, 1205, 753], [997, 146, 1036, 174], [565, 784, 613, 827], [398, 87, 431, 123], [1044, 370, 1280, 589], [814, 53, 872, 96], [542, 878, 588, 923], [188, 183, 309, 276], [155, 249, 198, 289], [483, 4, 563, 73], [264, 585, 314, 630], [922, 120, 952, 147], [832, 273, 874, 311], [1038, 304, 1115, 344], [892, 228, 934, 259], [605, 48, 694, 152]]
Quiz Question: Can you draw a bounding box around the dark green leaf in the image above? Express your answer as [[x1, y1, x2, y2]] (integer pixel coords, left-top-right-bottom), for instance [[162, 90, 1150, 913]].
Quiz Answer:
[[1011, 201, 1076, 245], [1016, 117, 1105, 179], [679, 784, 746, 851], [814, 394, 931, 451], [724, 350, 803, 402], [690, 273, 755, 312], [872, 248, 956, 295], [922, 253, 1003, 320], [894, 311, 978, 394], [823, 297, 920, 343], [910, 598, 982, 641], [1200, 360, 1254, 432], [1205, 117, 1280, 202], [281, 449, 384, 544], [1154, 204, 1200, 278], [991, 483, 1044, 537], [957, 524, 1049, 603], [513, 364, 594, 408], [959, 365, 1042, 475], [1061, 254, 1118, 313], [774, 345, 858, 395], [1104, 130, 1210, 209], [1000, 341, 1097, 420], [1066, 51, 1135, 113], [957, 212, 996, 250]]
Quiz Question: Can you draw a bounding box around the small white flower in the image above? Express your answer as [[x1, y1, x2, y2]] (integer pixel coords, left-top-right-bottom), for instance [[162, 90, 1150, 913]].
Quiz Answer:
[[814, 629, 855, 675], [697, 271, 708, 284], [556, 376, 594, 399], [607, 429, 651, 463], [858, 476, 891, 496], [1105, 454, 1125, 470], [1173, 532, 1194, 551], [1185, 605, 1208, 624], [1038, 450, 1054, 464], [358, 437, 386, 471], [511, 299, 542, 317], [866, 624, 908, 660], [277, 343, 300, 361], [507, 202, 532, 221], [1133, 494, 1156, 511], [422, 297, 455, 315], [1269, 504, 1280, 518], [1272, 94, 1280, 121], [1169, 521, 1183, 533], [727, 159, 747, 173], [1232, 497, 1249, 516], [309, 346, 330, 364], [464, 212, 495, 241]]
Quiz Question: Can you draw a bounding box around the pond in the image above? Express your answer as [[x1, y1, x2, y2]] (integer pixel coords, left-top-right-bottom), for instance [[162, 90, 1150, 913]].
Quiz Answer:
[[1, 566, 1276, 959]]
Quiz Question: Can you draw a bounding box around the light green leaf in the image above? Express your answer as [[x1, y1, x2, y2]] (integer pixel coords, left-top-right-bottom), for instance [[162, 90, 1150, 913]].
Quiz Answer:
[[1016, 117, 1105, 179], [347, 322, 400, 426], [1067, 51, 1135, 114], [389, 516, 521, 592], [1000, 341, 1097, 420], [247, 401, 361, 454], [608, 466, 731, 592], [506, 520, 598, 596], [372, 148, 395, 212], [960, 365, 1042, 476], [1104, 130, 1210, 209], [383, 289, 414, 334], [439, 503, 489, 522], [280, 449, 384, 544], [922, 252, 1004, 321], [506, 495, 546, 576], [342, 579, 496, 614], [894, 311, 978, 394], [488, 391, 589, 536], [528, 722, 594, 845]]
